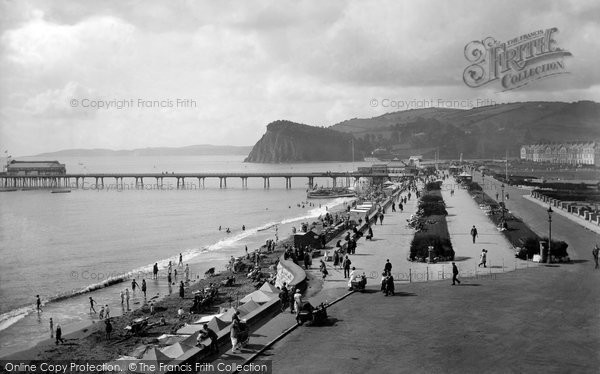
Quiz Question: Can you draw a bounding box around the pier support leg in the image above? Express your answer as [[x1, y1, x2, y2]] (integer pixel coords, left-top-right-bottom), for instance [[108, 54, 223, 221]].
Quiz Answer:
[[308, 177, 314, 189], [176, 178, 180, 189], [332, 177, 337, 188]]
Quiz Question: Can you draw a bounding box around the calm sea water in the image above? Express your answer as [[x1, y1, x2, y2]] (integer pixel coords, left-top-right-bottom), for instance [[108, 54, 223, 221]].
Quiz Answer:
[[0, 155, 368, 356]]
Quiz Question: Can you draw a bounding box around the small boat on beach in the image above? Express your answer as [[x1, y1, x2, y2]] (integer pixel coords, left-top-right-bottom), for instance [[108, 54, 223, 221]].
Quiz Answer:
[[307, 187, 357, 199], [51, 189, 71, 193]]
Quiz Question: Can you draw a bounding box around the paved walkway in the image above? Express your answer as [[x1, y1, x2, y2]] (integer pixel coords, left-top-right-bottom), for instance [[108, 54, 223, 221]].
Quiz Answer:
[[266, 175, 600, 374]]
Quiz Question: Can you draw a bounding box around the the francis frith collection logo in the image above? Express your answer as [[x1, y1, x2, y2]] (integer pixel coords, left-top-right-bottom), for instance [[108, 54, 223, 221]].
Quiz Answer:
[[463, 28, 572, 90]]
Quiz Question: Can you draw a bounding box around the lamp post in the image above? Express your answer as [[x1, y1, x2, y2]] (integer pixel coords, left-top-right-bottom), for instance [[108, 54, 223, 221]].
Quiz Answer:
[[547, 205, 553, 263], [501, 183, 505, 220]]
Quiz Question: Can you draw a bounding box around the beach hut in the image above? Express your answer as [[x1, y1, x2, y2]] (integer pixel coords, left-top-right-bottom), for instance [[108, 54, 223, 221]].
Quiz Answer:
[[240, 290, 277, 304], [160, 342, 195, 358]]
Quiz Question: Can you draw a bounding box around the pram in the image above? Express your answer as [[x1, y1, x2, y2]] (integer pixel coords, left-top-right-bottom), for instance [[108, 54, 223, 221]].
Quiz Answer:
[[236, 321, 249, 347], [296, 302, 328, 325], [349, 274, 367, 292]]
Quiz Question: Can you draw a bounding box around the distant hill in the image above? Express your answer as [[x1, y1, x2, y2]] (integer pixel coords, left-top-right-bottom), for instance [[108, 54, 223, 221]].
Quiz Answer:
[[32, 145, 253, 158], [245, 101, 600, 163], [330, 101, 600, 159], [244, 120, 367, 163]]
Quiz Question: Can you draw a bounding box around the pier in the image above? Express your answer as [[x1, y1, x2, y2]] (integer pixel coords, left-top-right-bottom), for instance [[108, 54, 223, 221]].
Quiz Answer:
[[0, 171, 397, 190]]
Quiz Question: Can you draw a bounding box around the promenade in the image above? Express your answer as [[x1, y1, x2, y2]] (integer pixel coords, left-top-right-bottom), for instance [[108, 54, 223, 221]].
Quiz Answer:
[[206, 175, 600, 373]]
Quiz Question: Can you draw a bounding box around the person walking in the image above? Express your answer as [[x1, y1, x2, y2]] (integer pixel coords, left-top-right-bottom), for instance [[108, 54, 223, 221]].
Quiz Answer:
[[392, 202, 396, 212], [131, 279, 139, 293], [120, 289, 125, 305], [105, 304, 110, 319], [384, 259, 392, 276], [55, 324, 64, 345], [36, 295, 42, 312], [593, 244, 599, 269], [141, 279, 147, 298], [185, 264, 190, 282], [125, 288, 130, 311], [89, 297, 97, 314], [342, 255, 352, 278], [478, 249, 487, 268], [178, 253, 183, 267], [320, 259, 328, 280], [470, 225, 478, 244], [379, 213, 384, 225], [399, 202, 404, 212], [49, 317, 54, 338], [452, 262, 461, 285], [230, 318, 240, 354], [293, 289, 303, 317], [279, 283, 290, 312]]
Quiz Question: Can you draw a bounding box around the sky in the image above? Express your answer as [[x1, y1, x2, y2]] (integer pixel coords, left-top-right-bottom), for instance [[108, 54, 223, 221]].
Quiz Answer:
[[1, 0, 599, 156]]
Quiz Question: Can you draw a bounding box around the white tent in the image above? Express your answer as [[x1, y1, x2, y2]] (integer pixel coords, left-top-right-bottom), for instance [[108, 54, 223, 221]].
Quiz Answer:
[[237, 299, 261, 315], [192, 313, 225, 324], [259, 282, 280, 294], [160, 342, 195, 359], [239, 290, 277, 303]]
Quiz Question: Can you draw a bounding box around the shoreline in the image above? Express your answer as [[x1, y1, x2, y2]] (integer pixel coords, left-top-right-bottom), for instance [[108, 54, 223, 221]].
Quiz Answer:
[[1, 198, 355, 362]]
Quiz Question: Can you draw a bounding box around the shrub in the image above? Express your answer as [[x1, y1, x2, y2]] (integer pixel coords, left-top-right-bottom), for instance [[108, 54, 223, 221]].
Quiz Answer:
[[420, 194, 444, 203], [425, 181, 442, 191], [418, 201, 447, 216], [515, 237, 569, 260], [410, 234, 454, 261]]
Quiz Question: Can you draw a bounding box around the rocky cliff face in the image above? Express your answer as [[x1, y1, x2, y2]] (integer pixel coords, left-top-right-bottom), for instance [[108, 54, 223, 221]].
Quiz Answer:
[[244, 120, 362, 163]]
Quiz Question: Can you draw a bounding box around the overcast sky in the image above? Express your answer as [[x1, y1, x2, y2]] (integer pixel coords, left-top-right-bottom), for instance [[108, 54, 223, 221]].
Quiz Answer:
[[1, 0, 599, 156]]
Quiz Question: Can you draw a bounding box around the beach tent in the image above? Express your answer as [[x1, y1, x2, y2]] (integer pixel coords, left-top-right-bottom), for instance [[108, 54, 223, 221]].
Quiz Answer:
[[176, 323, 205, 335], [157, 334, 188, 346], [181, 331, 200, 346], [192, 313, 225, 324], [240, 290, 277, 304], [259, 282, 280, 294], [206, 316, 230, 332], [237, 299, 261, 315], [130, 345, 150, 358], [219, 307, 237, 322], [160, 342, 195, 358]]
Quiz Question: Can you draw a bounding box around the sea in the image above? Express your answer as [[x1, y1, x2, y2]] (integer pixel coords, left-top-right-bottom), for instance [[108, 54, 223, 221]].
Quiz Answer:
[[0, 155, 369, 356]]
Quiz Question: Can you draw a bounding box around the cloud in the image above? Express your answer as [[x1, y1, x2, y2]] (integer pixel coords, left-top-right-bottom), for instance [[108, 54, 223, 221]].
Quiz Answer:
[[0, 0, 599, 156]]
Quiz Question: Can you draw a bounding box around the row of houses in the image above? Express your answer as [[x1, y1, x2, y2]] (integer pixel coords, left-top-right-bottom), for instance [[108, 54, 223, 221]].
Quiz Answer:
[[520, 142, 600, 166]]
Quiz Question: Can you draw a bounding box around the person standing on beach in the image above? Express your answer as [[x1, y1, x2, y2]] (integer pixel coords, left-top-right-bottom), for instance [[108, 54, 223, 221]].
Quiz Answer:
[[49, 318, 54, 338], [105, 319, 113, 340], [168, 261, 172, 275], [89, 297, 97, 314], [141, 279, 147, 298], [179, 281, 185, 299], [131, 279, 139, 293], [55, 324, 64, 345], [343, 255, 352, 278], [293, 289, 303, 316], [153, 263, 159, 280], [125, 289, 130, 311], [105, 304, 110, 319], [392, 202, 396, 212], [470, 225, 478, 244], [36, 295, 42, 312], [120, 289, 124, 305], [179, 253, 183, 267], [452, 262, 461, 285], [185, 264, 190, 282], [593, 244, 599, 269]]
